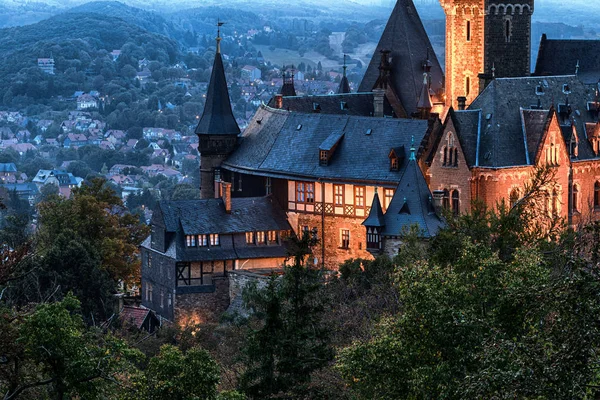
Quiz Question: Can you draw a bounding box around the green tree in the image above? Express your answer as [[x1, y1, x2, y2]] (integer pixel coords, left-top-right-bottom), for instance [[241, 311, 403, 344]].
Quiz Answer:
[[240, 233, 333, 399], [145, 345, 220, 400], [336, 168, 600, 399], [0, 294, 143, 400]]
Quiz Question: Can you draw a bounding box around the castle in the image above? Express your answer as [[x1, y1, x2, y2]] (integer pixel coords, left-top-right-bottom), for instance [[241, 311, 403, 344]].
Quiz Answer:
[[141, 0, 600, 323]]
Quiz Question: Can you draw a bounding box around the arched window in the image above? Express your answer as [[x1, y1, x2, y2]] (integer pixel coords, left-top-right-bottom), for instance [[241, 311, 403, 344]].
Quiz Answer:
[[454, 148, 459, 166], [505, 19, 511, 42], [443, 189, 450, 209], [572, 184, 579, 213], [552, 189, 559, 216], [466, 76, 470, 96], [466, 21, 471, 41], [509, 188, 519, 207], [443, 147, 448, 165], [448, 146, 454, 165], [595, 182, 600, 209], [452, 190, 460, 215]]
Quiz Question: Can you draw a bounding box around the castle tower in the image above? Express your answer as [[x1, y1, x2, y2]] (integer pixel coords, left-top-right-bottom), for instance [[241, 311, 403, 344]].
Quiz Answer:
[[196, 22, 240, 199], [441, 0, 534, 108]]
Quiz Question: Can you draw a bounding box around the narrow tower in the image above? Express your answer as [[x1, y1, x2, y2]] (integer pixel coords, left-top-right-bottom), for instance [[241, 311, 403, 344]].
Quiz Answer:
[[441, 0, 534, 108], [196, 22, 240, 199]]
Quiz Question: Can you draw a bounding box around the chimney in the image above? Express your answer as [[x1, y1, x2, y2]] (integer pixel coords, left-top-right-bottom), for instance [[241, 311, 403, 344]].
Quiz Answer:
[[275, 94, 283, 109], [432, 190, 445, 212], [373, 88, 385, 117], [221, 181, 232, 214], [457, 96, 467, 111]]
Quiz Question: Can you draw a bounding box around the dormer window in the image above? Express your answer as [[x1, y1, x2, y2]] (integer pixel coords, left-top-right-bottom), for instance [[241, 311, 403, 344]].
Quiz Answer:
[[256, 231, 266, 244], [209, 234, 220, 246], [388, 146, 405, 171], [246, 231, 255, 244], [390, 156, 399, 171], [320, 150, 329, 166], [186, 235, 196, 247]]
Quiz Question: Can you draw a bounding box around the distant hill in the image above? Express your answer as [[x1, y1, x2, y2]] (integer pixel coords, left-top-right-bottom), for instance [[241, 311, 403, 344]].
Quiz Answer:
[[67, 1, 181, 39], [0, 12, 179, 100]]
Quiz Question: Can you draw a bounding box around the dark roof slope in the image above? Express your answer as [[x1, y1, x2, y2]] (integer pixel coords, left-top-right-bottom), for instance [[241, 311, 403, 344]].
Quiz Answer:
[[381, 157, 443, 237], [267, 93, 375, 116], [158, 195, 291, 235], [534, 35, 600, 84], [469, 75, 599, 167], [522, 108, 552, 164], [195, 52, 240, 136], [450, 109, 481, 167], [358, 0, 444, 116], [224, 105, 431, 183], [363, 191, 386, 227], [338, 75, 351, 94]]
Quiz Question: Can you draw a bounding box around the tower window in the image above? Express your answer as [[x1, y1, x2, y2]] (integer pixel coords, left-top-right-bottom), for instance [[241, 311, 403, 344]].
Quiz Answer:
[[505, 19, 511, 42], [466, 77, 470, 97], [452, 190, 460, 215], [572, 184, 579, 213], [509, 189, 519, 207], [341, 229, 350, 249], [595, 182, 600, 209], [442, 189, 450, 209], [466, 21, 471, 41]]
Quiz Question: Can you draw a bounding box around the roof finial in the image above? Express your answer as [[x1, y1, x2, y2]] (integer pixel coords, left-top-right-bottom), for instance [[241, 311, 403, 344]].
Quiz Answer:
[[216, 19, 225, 54], [410, 135, 416, 161], [343, 54, 347, 77], [492, 63, 496, 79], [575, 60, 580, 76]]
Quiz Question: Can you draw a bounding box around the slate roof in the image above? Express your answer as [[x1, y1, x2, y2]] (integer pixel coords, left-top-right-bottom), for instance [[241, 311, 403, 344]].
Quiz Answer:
[[534, 35, 600, 85], [338, 75, 351, 94], [0, 163, 17, 173], [468, 75, 600, 167], [223, 105, 430, 184], [358, 0, 444, 116], [195, 52, 240, 136], [381, 157, 443, 238], [267, 93, 375, 116], [363, 191, 386, 227], [143, 196, 291, 263], [158, 195, 290, 235], [448, 109, 481, 168]]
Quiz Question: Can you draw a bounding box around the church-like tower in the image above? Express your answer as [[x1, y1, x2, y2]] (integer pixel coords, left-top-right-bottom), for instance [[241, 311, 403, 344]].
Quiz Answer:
[[196, 24, 240, 199], [441, 0, 534, 108]]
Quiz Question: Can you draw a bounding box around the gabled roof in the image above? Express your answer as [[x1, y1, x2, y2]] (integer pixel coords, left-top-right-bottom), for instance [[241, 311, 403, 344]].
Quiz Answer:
[[381, 157, 443, 238], [447, 108, 481, 168], [158, 195, 291, 235], [223, 105, 431, 183], [534, 35, 600, 84], [363, 191, 386, 227], [522, 108, 553, 164], [0, 163, 17, 173], [357, 0, 444, 116], [195, 52, 240, 136], [118, 306, 154, 330], [469, 75, 599, 167]]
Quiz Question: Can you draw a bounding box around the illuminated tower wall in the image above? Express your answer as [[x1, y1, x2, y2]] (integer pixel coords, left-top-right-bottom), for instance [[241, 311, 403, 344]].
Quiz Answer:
[[441, 0, 534, 108]]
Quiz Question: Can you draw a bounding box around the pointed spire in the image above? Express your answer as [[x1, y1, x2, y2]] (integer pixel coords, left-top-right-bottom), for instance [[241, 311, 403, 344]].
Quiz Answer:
[[362, 189, 386, 228], [409, 135, 416, 161], [216, 20, 224, 54], [338, 54, 351, 94], [575, 59, 580, 76], [492, 63, 496, 78], [195, 21, 240, 136], [416, 73, 432, 118]]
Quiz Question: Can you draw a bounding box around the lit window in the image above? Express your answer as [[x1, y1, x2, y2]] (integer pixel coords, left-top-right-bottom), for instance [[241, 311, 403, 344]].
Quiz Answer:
[[186, 235, 196, 247], [334, 184, 344, 206], [256, 231, 266, 244], [296, 182, 315, 203], [198, 234, 207, 247], [384, 189, 394, 210], [210, 234, 220, 246], [354, 186, 365, 208], [246, 231, 255, 244], [341, 229, 350, 249], [268, 231, 277, 243]]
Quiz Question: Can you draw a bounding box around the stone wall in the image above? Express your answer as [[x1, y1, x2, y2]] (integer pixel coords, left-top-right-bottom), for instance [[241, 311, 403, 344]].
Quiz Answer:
[[291, 212, 374, 270], [174, 277, 230, 326]]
